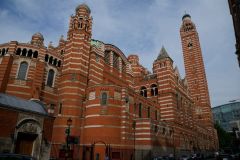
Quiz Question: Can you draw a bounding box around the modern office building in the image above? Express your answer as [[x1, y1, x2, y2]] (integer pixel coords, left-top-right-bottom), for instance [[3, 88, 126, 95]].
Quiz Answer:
[[212, 101, 240, 132]]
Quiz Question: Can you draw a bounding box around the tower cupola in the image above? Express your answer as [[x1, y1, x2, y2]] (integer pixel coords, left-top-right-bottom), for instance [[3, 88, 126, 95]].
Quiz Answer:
[[181, 13, 196, 33], [75, 3, 91, 14], [182, 13, 191, 21], [31, 32, 44, 46], [67, 3, 92, 41]]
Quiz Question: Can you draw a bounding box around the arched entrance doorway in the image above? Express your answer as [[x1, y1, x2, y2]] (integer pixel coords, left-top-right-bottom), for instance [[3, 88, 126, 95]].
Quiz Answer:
[[13, 118, 42, 159], [84, 141, 110, 160]]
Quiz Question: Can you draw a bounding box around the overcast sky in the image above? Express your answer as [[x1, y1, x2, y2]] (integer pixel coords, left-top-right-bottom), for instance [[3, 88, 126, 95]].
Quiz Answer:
[[0, 0, 239, 107]]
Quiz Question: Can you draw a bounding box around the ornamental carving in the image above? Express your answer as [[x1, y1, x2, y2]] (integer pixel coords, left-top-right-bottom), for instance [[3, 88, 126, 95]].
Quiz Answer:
[[20, 122, 38, 133]]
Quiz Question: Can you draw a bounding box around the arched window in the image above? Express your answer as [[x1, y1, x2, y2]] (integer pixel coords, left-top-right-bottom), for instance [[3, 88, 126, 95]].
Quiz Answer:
[[16, 48, 21, 55], [151, 84, 158, 96], [79, 18, 83, 29], [53, 58, 57, 66], [139, 103, 142, 118], [49, 56, 53, 64], [22, 48, 27, 56], [140, 86, 147, 97], [47, 69, 55, 87], [27, 49, 33, 57], [2, 48, 5, 56], [17, 62, 28, 80], [45, 54, 49, 62], [58, 60, 61, 67], [113, 52, 119, 70], [155, 110, 158, 120], [101, 92, 108, 106], [147, 107, 151, 118], [33, 51, 38, 58], [104, 50, 110, 65]]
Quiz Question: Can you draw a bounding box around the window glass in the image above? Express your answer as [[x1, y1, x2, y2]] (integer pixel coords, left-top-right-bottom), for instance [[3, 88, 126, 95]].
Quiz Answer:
[[139, 103, 142, 118], [101, 92, 108, 105], [147, 107, 150, 118], [140, 86, 147, 97], [17, 62, 28, 80], [47, 69, 55, 87]]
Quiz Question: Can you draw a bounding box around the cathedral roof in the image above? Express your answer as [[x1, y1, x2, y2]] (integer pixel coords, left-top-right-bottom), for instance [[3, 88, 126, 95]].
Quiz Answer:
[[156, 46, 173, 61]]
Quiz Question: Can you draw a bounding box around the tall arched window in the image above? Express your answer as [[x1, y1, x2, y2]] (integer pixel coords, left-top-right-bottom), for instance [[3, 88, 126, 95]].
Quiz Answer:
[[140, 86, 147, 97], [151, 84, 158, 96], [147, 107, 151, 118], [101, 92, 108, 105], [47, 69, 55, 87], [17, 62, 28, 80], [155, 110, 158, 120], [45, 54, 49, 62], [139, 103, 142, 118]]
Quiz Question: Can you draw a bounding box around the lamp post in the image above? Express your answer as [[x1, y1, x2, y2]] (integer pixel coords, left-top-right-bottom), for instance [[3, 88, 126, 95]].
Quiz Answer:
[[132, 102, 137, 160], [48, 104, 55, 116], [132, 120, 136, 160], [66, 118, 72, 151], [172, 129, 176, 158]]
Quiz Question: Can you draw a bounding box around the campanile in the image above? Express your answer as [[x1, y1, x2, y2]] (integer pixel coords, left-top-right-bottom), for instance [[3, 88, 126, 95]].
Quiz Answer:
[[51, 4, 92, 156], [180, 14, 213, 127]]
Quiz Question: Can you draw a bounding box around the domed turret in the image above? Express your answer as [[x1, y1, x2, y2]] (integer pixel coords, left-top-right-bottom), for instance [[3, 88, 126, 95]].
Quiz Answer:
[[31, 32, 44, 46], [75, 3, 91, 14], [59, 35, 65, 46], [48, 41, 54, 49], [180, 13, 196, 33], [128, 55, 139, 65], [182, 13, 191, 21]]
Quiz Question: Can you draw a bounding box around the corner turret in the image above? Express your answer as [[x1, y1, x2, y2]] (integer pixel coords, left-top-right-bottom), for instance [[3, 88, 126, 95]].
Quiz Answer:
[[31, 32, 44, 46]]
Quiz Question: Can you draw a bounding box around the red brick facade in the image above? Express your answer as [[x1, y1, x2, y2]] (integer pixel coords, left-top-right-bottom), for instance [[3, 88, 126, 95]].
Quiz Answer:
[[0, 4, 218, 160]]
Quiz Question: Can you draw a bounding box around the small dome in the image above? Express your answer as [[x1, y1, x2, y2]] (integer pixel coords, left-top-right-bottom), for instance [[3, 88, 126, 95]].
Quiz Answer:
[[32, 32, 44, 40], [182, 13, 191, 21], [75, 3, 91, 13]]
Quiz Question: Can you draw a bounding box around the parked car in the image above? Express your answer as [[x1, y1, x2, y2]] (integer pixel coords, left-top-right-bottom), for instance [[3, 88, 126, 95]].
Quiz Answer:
[[0, 153, 36, 160], [217, 153, 232, 160], [180, 155, 189, 160]]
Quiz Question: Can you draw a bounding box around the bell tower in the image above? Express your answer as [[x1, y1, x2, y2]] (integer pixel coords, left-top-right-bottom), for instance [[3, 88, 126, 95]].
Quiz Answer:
[[180, 14, 213, 127], [51, 4, 92, 158]]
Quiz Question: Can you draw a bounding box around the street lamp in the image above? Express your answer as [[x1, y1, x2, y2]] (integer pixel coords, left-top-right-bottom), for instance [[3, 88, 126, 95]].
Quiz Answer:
[[132, 102, 137, 160], [172, 129, 175, 158], [66, 118, 72, 150], [132, 120, 136, 160], [48, 104, 55, 116]]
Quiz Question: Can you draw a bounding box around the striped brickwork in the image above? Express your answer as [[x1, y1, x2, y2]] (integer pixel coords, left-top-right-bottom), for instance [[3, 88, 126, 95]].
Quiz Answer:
[[0, 4, 218, 160]]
